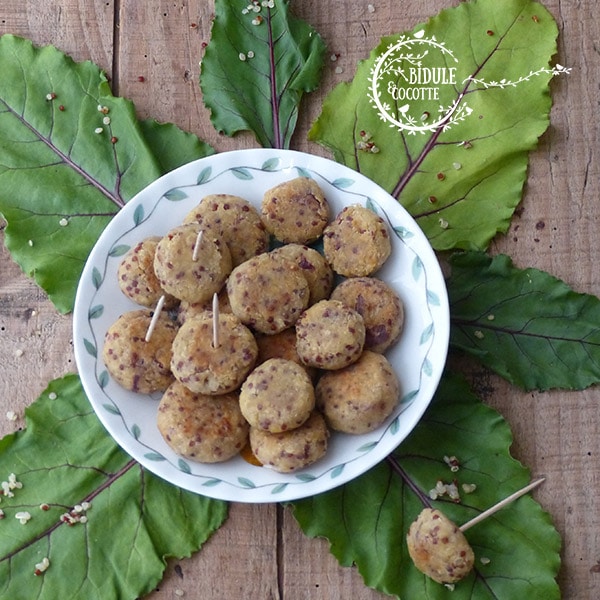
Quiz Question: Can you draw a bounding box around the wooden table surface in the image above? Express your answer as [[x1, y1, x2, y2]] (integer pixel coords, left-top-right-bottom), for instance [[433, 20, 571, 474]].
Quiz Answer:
[[0, 1, 598, 598]]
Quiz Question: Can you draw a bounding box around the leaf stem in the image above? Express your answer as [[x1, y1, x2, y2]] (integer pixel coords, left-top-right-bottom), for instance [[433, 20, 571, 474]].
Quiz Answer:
[[265, 7, 282, 149], [0, 458, 138, 564], [386, 454, 432, 507], [390, 13, 521, 200]]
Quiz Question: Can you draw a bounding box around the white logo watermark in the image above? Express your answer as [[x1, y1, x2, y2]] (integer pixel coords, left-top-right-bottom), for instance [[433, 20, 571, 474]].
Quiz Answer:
[[369, 30, 570, 136]]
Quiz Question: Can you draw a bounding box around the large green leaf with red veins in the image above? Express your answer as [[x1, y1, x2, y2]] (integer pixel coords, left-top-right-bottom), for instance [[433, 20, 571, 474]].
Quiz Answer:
[[200, 0, 327, 149], [308, 0, 561, 251], [0, 374, 228, 600], [0, 35, 213, 314], [290, 372, 561, 600], [447, 251, 600, 391]]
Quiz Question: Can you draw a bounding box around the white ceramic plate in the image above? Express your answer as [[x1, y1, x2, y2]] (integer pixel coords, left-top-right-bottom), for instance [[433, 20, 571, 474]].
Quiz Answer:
[[73, 148, 449, 503]]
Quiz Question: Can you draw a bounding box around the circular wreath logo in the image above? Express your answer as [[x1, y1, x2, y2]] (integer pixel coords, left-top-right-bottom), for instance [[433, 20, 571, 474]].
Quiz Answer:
[[369, 30, 471, 135]]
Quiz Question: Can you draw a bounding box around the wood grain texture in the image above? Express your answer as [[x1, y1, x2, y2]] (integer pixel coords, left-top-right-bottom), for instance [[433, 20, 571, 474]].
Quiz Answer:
[[1, 0, 599, 598]]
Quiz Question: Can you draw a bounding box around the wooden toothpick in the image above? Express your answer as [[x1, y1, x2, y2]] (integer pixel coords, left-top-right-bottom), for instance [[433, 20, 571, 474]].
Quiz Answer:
[[212, 292, 220, 349], [145, 295, 166, 342], [192, 229, 204, 262], [459, 477, 545, 532]]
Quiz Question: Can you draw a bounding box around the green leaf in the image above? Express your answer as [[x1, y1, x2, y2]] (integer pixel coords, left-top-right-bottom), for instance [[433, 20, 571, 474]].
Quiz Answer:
[[0, 374, 228, 599], [164, 188, 189, 201], [261, 157, 281, 171], [145, 452, 167, 462], [83, 338, 97, 358], [133, 203, 145, 225], [91, 266, 103, 289], [238, 477, 257, 489], [131, 423, 141, 440], [231, 167, 254, 180], [108, 244, 130, 257], [290, 372, 561, 599], [0, 35, 213, 314], [200, 0, 327, 148], [103, 402, 121, 415], [89, 304, 104, 319], [178, 459, 192, 474], [447, 251, 600, 391], [308, 0, 559, 251], [197, 166, 213, 184], [138, 119, 215, 173], [331, 177, 354, 189], [98, 370, 109, 389]]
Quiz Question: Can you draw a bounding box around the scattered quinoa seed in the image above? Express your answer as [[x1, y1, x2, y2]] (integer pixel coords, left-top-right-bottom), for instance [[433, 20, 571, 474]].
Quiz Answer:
[[446, 482, 460, 501], [239, 52, 247, 61], [6, 411, 17, 422], [28, 239, 34, 247], [335, 66, 344, 74], [444, 455, 460, 472], [368, 4, 375, 13], [474, 330, 484, 339], [247, 50, 255, 58], [429, 479, 461, 502], [34, 557, 50, 576], [15, 511, 32, 525], [8, 473, 22, 490], [480, 557, 491, 565], [95, 127, 104, 134], [453, 162, 462, 170], [103, 116, 111, 125], [439, 218, 449, 229], [462, 483, 477, 494], [59, 218, 69, 227], [48, 392, 57, 400], [14, 349, 24, 358], [487, 314, 495, 321], [60, 500, 91, 526]]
